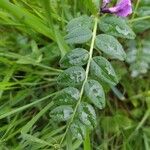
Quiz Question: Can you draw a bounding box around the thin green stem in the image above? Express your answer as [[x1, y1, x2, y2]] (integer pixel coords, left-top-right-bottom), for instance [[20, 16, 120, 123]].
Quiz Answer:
[[129, 16, 150, 23], [59, 16, 98, 146], [127, 110, 150, 142], [37, 63, 62, 72], [131, 0, 141, 20], [135, 110, 150, 131]]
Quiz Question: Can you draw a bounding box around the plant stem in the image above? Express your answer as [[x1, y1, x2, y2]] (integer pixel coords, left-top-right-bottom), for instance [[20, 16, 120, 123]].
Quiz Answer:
[[131, 0, 141, 20], [127, 110, 150, 142], [135, 110, 150, 131], [59, 16, 98, 146], [129, 16, 150, 23], [37, 63, 63, 72]]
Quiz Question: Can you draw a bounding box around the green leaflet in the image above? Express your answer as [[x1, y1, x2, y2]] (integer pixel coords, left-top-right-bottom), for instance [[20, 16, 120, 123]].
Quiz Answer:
[[90, 56, 118, 85], [78, 102, 97, 128], [84, 80, 105, 110], [70, 102, 96, 140], [95, 34, 126, 61], [132, 20, 150, 33], [66, 15, 93, 32], [65, 15, 93, 44], [99, 16, 136, 39], [59, 48, 89, 68], [57, 66, 86, 86], [53, 87, 80, 105], [70, 120, 86, 140], [50, 105, 73, 122], [65, 27, 92, 44], [138, 6, 150, 17]]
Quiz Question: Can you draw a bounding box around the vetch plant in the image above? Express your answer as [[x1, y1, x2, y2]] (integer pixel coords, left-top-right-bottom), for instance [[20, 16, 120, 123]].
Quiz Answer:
[[49, 1, 136, 148], [0, 0, 150, 149]]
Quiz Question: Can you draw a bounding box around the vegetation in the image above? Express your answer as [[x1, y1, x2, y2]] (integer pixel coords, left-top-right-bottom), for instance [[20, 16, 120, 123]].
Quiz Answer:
[[0, 0, 150, 149]]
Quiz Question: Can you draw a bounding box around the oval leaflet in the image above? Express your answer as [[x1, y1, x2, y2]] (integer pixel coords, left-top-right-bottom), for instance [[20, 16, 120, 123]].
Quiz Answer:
[[65, 27, 92, 44], [57, 66, 86, 86], [90, 56, 118, 85], [53, 87, 80, 105], [78, 102, 97, 128], [99, 16, 136, 39], [84, 79, 105, 110], [95, 34, 126, 61], [59, 48, 89, 68], [50, 105, 73, 122]]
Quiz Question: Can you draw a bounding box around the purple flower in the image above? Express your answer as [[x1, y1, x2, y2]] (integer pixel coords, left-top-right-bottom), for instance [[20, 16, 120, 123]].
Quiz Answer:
[[101, 0, 132, 17]]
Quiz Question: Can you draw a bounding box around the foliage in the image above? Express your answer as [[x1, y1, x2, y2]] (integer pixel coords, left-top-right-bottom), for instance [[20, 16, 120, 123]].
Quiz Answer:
[[0, 0, 150, 150]]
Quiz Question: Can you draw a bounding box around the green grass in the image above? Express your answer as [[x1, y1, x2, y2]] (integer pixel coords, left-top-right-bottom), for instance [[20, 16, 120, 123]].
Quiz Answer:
[[0, 0, 150, 149]]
